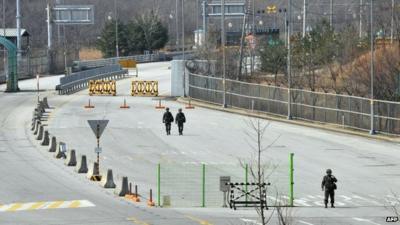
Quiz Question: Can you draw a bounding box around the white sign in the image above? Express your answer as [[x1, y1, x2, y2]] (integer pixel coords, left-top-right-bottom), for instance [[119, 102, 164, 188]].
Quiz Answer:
[[95, 147, 102, 154]]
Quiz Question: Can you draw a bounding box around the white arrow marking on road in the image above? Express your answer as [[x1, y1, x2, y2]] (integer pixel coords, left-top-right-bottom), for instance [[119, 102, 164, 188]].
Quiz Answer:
[[240, 218, 262, 225], [353, 217, 381, 225], [298, 220, 315, 225]]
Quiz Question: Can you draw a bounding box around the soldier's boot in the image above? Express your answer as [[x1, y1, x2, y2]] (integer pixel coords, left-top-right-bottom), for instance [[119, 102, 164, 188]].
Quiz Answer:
[[331, 203, 335, 208], [324, 201, 328, 208]]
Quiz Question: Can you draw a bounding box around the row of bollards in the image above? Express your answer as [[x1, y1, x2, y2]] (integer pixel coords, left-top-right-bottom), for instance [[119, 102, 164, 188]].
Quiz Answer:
[[31, 97, 154, 206]]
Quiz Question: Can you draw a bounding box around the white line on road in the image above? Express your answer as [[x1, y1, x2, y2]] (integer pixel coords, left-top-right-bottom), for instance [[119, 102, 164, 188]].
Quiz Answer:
[[240, 218, 262, 225], [353, 217, 381, 225], [298, 220, 315, 225]]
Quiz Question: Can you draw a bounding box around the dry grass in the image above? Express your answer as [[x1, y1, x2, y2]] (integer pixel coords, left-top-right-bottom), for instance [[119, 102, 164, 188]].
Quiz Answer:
[[79, 48, 103, 60]]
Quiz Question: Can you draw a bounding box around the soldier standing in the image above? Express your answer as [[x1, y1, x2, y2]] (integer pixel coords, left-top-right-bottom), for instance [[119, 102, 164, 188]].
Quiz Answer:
[[321, 169, 338, 208], [175, 108, 186, 135], [162, 108, 174, 135]]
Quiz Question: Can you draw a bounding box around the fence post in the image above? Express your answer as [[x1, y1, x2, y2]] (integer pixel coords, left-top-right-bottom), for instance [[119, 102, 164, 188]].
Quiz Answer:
[[202, 163, 206, 207], [289, 153, 294, 207], [245, 164, 248, 204], [157, 163, 161, 207]]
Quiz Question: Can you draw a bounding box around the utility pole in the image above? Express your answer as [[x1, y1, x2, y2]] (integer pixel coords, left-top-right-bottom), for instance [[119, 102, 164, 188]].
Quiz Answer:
[[114, 0, 119, 58], [302, 0, 307, 38], [16, 0, 21, 58], [176, 0, 180, 50], [370, 0, 375, 135], [287, 0, 292, 120], [47, 0, 52, 50], [359, 0, 363, 39], [182, 0, 186, 96], [202, 0, 207, 42], [330, 0, 333, 28], [182, 0, 185, 60], [222, 0, 226, 108], [391, 0, 394, 43], [251, 0, 255, 76], [2, 0, 5, 36]]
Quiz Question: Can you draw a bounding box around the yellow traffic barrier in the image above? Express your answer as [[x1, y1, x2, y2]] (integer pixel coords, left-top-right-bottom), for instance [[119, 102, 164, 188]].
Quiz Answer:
[[89, 80, 116, 96], [119, 59, 138, 77], [131, 81, 158, 96]]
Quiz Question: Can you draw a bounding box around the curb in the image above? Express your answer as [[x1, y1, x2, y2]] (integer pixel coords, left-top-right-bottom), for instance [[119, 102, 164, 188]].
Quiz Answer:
[[177, 97, 400, 143]]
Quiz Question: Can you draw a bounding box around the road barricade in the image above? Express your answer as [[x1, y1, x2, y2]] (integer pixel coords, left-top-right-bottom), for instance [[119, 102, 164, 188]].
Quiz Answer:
[[131, 81, 159, 96], [89, 80, 117, 96], [119, 59, 138, 77]]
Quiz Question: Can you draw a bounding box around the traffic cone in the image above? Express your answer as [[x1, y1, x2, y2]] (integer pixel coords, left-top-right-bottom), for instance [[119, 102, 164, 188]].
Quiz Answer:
[[84, 99, 95, 109], [185, 97, 195, 109], [120, 98, 130, 109], [155, 99, 165, 109]]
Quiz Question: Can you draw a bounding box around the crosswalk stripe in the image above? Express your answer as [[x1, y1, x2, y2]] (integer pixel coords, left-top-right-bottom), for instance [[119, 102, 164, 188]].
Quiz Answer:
[[6, 203, 22, 212], [69, 200, 80, 208], [28, 202, 46, 210], [47, 201, 64, 209], [0, 200, 95, 213]]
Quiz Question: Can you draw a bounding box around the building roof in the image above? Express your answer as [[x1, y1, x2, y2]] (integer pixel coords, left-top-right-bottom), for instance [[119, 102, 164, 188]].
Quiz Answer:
[[0, 28, 30, 37]]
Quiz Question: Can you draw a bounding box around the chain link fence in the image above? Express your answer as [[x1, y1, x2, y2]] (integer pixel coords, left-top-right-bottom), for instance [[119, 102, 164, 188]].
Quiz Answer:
[[0, 48, 48, 83], [188, 72, 400, 135], [157, 162, 289, 208]]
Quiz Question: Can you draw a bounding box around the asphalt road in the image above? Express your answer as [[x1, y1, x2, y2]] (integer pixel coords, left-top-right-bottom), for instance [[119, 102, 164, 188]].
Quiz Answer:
[[1, 62, 400, 225]]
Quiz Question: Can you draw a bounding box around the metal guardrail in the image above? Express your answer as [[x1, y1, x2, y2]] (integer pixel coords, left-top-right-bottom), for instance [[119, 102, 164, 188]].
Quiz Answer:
[[188, 72, 400, 136], [56, 64, 128, 95], [73, 53, 166, 71]]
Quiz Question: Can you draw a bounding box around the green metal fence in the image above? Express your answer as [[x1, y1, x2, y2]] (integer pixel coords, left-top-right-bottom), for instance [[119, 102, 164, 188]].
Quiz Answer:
[[156, 160, 293, 208]]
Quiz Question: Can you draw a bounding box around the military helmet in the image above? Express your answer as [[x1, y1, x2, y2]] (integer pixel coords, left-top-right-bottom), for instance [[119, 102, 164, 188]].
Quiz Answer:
[[326, 169, 332, 174], [166, 107, 170, 111]]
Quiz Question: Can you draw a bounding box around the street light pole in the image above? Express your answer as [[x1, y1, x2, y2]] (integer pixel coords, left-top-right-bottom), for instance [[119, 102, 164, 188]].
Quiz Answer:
[[176, 0, 180, 51], [359, 0, 363, 39], [330, 0, 333, 27], [287, 0, 292, 120], [370, 0, 375, 135], [222, 0, 226, 108], [16, 0, 21, 58], [391, 0, 394, 43], [114, 0, 119, 58], [302, 0, 307, 38]]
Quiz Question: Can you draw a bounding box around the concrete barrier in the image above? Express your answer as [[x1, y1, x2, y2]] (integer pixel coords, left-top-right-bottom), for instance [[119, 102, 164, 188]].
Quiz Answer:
[[48, 136, 57, 152], [65, 149, 77, 166], [43, 97, 50, 108], [33, 121, 41, 135], [101, 169, 116, 188], [41, 130, 50, 146], [87, 162, 101, 181], [75, 155, 88, 173], [115, 176, 129, 196], [36, 125, 44, 141], [54, 141, 66, 159], [36, 125, 44, 140], [31, 117, 38, 131]]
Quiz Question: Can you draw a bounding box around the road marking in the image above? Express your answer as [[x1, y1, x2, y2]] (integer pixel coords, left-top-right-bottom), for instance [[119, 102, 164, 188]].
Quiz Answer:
[[186, 215, 213, 225], [240, 218, 262, 225], [127, 217, 151, 225], [353, 217, 381, 225], [298, 220, 315, 225], [28, 201, 46, 210], [6, 203, 22, 212], [353, 195, 382, 206], [48, 201, 64, 209], [0, 200, 95, 212]]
